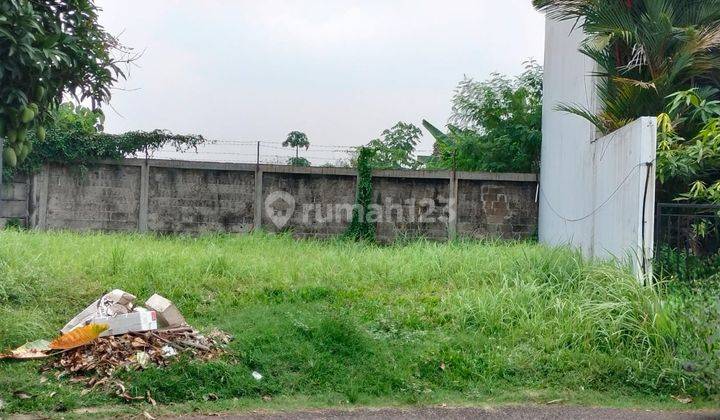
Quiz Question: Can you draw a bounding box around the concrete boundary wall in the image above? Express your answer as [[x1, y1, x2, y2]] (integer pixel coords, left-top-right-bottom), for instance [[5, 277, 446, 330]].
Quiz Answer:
[[1, 159, 538, 241]]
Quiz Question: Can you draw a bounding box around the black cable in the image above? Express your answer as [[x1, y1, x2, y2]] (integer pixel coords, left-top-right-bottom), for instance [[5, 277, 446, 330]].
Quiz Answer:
[[539, 159, 655, 223], [640, 162, 653, 281]]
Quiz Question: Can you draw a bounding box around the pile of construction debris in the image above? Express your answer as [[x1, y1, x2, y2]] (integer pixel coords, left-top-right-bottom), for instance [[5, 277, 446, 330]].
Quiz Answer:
[[1, 290, 231, 400]]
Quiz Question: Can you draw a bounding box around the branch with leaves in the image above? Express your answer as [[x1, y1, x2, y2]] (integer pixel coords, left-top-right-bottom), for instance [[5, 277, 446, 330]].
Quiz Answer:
[[0, 0, 135, 171], [4, 103, 205, 180]]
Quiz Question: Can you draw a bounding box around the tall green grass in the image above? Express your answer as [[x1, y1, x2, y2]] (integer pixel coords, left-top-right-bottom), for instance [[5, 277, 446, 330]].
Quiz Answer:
[[0, 231, 716, 413]]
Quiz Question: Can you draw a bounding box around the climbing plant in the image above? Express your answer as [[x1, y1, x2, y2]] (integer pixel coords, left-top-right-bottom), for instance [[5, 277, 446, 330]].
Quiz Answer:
[[346, 147, 376, 241], [3, 103, 204, 181]]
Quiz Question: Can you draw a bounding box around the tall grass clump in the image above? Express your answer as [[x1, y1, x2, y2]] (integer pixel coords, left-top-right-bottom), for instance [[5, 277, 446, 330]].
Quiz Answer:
[[0, 230, 717, 412]]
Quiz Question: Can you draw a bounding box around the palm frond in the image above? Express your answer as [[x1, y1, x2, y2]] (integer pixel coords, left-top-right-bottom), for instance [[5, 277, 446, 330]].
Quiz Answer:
[[555, 102, 609, 134]]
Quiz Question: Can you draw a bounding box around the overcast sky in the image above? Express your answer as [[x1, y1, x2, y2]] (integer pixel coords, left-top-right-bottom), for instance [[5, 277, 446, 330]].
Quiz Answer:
[[97, 0, 546, 164]]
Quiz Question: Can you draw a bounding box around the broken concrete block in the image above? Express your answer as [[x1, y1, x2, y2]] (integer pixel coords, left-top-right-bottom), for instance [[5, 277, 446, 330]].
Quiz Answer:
[[145, 294, 187, 328], [62, 290, 136, 334], [92, 311, 158, 337]]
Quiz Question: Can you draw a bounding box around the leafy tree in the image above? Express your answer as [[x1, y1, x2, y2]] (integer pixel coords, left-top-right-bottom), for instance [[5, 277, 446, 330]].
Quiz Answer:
[[657, 88, 720, 203], [283, 131, 311, 166], [365, 122, 422, 169], [0, 0, 131, 173], [287, 156, 311, 167], [532, 0, 720, 135], [424, 61, 542, 172]]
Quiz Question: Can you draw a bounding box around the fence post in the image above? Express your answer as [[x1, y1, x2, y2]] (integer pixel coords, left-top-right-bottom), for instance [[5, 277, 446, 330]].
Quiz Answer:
[[254, 141, 263, 231], [447, 151, 458, 241], [35, 164, 50, 230], [448, 172, 458, 241], [138, 160, 149, 232]]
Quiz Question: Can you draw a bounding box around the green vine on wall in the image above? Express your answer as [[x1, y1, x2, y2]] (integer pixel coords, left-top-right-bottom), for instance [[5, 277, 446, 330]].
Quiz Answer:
[[346, 147, 375, 241], [2, 104, 205, 182]]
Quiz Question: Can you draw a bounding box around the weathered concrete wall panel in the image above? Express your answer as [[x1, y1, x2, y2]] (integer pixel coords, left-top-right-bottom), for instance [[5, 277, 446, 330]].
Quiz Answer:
[[262, 172, 356, 237], [373, 177, 449, 241], [0, 174, 28, 227], [45, 164, 141, 231], [148, 167, 254, 234], [457, 180, 537, 239]]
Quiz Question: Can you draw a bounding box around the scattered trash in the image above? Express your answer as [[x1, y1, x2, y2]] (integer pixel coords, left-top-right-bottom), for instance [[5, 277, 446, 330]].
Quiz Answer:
[[62, 290, 136, 334], [206, 328, 233, 345], [146, 390, 157, 406], [203, 393, 219, 401], [12, 391, 33, 400], [161, 345, 178, 358], [143, 410, 156, 420], [671, 395, 693, 404], [135, 351, 151, 369], [47, 327, 229, 399], [252, 371, 263, 381], [145, 294, 187, 328], [1, 289, 231, 402]]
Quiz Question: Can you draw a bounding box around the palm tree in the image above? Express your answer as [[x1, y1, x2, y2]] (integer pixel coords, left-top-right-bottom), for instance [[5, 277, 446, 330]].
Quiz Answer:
[[533, 0, 720, 134]]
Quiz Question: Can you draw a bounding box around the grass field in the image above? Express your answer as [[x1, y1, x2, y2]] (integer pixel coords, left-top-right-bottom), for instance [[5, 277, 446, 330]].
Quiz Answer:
[[0, 231, 717, 415]]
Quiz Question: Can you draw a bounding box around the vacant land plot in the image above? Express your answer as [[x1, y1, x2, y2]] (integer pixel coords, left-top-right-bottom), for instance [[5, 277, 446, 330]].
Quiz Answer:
[[0, 231, 717, 415]]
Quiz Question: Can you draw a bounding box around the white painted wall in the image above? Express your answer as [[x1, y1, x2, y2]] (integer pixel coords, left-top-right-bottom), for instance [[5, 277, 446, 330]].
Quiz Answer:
[[539, 18, 599, 256], [592, 117, 657, 272], [539, 18, 657, 275]]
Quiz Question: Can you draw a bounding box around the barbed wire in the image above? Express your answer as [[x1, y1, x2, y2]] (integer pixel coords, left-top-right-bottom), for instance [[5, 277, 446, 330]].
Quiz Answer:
[[148, 138, 435, 167]]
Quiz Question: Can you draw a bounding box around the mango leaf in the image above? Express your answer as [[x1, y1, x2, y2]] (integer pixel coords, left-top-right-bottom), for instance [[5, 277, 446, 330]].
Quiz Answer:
[[49, 323, 109, 350]]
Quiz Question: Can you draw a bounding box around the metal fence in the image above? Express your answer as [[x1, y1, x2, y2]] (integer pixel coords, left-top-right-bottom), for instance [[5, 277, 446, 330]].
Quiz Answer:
[[654, 203, 720, 281]]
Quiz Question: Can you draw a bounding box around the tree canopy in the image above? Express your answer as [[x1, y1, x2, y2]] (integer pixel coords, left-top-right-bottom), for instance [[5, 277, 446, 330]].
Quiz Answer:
[[365, 122, 422, 169], [425, 61, 543, 172], [283, 131, 311, 166], [1, 0, 131, 170]]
